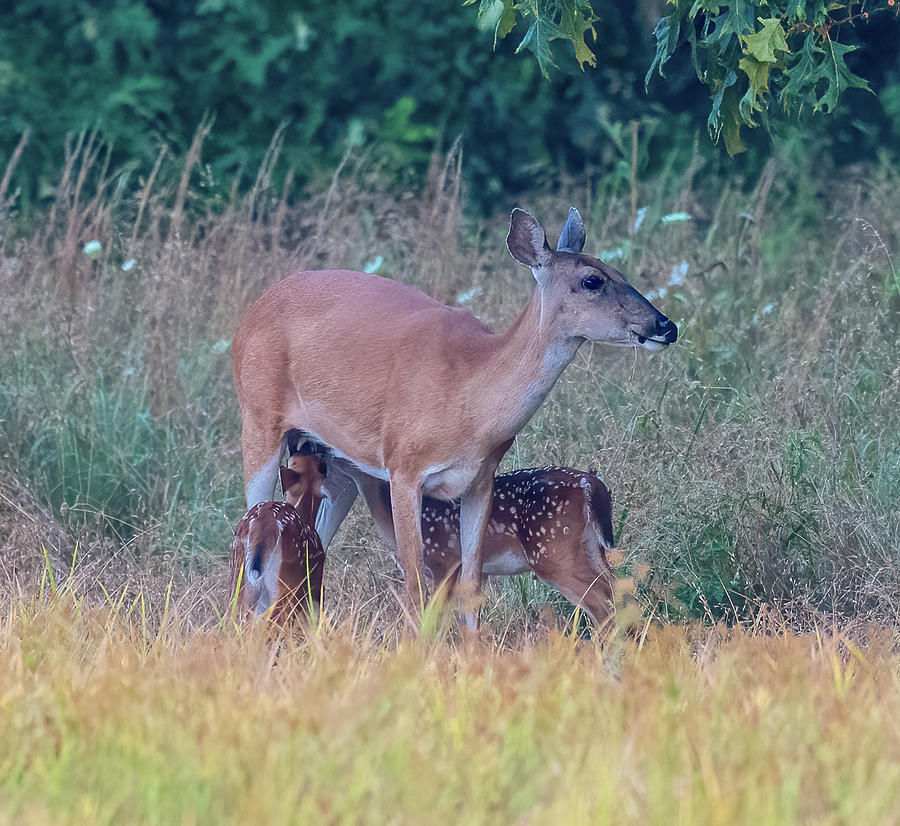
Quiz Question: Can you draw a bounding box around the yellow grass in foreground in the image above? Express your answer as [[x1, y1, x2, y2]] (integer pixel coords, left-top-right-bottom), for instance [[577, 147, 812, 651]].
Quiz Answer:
[[1, 593, 899, 825]]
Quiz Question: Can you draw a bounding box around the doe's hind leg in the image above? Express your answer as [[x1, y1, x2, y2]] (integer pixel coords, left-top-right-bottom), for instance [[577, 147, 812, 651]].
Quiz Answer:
[[241, 419, 286, 507], [315, 462, 359, 550]]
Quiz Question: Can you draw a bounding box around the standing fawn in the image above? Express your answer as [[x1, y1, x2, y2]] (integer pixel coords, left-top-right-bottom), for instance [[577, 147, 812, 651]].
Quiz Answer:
[[232, 207, 675, 625], [354, 466, 627, 631], [230, 455, 328, 624]]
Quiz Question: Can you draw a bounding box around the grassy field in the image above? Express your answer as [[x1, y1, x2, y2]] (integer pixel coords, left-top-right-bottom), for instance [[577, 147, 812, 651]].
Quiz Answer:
[[0, 133, 898, 820], [1, 590, 899, 825]]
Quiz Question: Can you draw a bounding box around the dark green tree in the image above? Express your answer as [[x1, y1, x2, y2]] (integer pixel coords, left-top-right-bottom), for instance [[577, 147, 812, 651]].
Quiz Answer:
[[466, 0, 899, 153]]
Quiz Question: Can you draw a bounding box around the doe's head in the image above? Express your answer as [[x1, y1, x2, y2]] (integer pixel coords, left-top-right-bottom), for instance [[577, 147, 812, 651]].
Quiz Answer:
[[506, 207, 677, 350]]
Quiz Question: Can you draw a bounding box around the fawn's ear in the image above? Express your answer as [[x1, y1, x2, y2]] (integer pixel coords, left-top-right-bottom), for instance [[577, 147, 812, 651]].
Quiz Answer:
[[280, 466, 302, 494]]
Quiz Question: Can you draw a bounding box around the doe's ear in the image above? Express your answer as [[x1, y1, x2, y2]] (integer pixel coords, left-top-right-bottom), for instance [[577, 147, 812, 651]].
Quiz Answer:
[[279, 466, 302, 496], [507, 208, 552, 273], [557, 207, 585, 253]]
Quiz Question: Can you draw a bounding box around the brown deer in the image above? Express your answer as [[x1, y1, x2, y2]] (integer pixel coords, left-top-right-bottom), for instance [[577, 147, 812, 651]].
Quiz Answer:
[[353, 467, 624, 630], [229, 456, 327, 623], [232, 207, 676, 625]]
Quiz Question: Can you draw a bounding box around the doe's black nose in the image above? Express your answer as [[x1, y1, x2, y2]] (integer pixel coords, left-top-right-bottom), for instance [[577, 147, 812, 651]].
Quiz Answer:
[[656, 315, 678, 343]]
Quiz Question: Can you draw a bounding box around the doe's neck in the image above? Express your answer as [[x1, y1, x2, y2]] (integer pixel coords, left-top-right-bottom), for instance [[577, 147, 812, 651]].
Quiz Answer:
[[476, 287, 584, 437]]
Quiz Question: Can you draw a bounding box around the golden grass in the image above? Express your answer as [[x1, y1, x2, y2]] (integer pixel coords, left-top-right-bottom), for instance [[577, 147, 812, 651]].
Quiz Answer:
[[1, 583, 899, 825]]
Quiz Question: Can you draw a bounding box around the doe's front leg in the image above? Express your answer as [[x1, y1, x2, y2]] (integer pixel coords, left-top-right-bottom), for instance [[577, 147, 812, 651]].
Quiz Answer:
[[389, 472, 427, 622], [457, 469, 495, 632]]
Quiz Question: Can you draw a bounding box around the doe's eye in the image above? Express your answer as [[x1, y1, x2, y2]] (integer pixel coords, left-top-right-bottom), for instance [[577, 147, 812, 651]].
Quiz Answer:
[[581, 274, 603, 291]]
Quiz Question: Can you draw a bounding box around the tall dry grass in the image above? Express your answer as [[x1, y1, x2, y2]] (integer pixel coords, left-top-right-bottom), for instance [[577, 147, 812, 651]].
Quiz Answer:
[[0, 129, 897, 631]]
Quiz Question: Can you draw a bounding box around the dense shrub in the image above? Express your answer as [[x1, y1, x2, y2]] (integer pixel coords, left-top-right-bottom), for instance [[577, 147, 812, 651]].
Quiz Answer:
[[2, 1, 898, 217]]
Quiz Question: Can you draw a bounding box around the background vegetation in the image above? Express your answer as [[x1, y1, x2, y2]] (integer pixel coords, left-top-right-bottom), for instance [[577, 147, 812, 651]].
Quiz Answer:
[[0, 130, 897, 628], [2, 1, 900, 216], [0, 1, 898, 625]]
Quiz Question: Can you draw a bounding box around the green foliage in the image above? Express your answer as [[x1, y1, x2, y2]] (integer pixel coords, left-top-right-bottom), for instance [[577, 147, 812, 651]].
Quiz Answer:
[[647, 1, 891, 153], [2, 0, 898, 219], [3, 1, 699, 216], [464, 0, 897, 154], [466, 0, 598, 76]]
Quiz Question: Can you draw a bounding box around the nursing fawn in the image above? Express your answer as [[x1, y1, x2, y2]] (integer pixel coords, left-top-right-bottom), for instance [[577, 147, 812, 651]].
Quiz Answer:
[[229, 455, 328, 624], [355, 466, 626, 631]]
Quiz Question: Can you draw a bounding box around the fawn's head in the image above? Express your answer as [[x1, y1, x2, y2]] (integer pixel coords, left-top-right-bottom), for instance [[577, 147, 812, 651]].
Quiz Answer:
[[280, 452, 328, 509]]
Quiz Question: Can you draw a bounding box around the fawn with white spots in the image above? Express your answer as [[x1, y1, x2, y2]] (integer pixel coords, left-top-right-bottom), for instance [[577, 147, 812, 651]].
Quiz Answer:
[[232, 207, 676, 626], [354, 466, 626, 631], [229, 453, 328, 623]]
